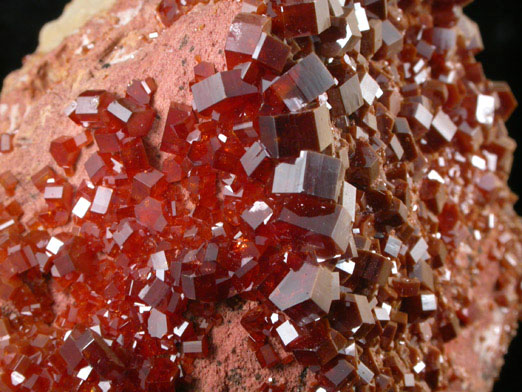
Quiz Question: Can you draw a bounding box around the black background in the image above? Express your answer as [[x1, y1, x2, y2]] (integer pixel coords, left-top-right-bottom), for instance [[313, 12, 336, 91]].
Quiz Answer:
[[0, 1, 520, 391]]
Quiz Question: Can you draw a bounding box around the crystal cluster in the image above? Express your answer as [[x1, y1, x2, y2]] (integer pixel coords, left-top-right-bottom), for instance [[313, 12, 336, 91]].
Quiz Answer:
[[0, 0, 520, 391]]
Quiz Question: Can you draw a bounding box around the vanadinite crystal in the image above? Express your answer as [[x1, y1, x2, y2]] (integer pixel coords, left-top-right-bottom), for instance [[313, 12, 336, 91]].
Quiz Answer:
[[1, 0, 521, 391]]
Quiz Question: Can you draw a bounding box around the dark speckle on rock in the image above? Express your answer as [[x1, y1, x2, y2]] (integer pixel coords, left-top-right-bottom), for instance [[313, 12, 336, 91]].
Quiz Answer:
[[227, 368, 242, 386], [298, 368, 308, 391], [179, 34, 189, 50]]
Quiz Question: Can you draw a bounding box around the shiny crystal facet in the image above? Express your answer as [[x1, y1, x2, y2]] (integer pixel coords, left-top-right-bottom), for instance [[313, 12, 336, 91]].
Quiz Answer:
[[380, 20, 403, 57], [328, 74, 363, 117], [260, 104, 333, 158], [272, 151, 344, 201], [192, 70, 258, 114], [278, 205, 352, 253], [269, 262, 337, 325], [90, 186, 113, 215], [225, 13, 272, 69], [281, 0, 331, 38], [0, 171, 18, 196], [252, 33, 291, 73]]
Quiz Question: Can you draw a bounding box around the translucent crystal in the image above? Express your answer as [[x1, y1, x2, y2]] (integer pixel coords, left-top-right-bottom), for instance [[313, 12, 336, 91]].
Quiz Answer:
[[272, 151, 344, 201]]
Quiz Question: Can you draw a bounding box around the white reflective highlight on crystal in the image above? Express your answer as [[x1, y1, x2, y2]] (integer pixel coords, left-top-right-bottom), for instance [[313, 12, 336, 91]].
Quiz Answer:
[[77, 365, 93, 381], [476, 94, 495, 125], [276, 320, 299, 346], [91, 186, 114, 214], [11, 372, 25, 386], [150, 251, 168, 270], [72, 197, 92, 218], [354, 3, 370, 31], [336, 260, 355, 274], [46, 237, 64, 255], [414, 361, 426, 373], [421, 294, 437, 311], [471, 155, 486, 170]]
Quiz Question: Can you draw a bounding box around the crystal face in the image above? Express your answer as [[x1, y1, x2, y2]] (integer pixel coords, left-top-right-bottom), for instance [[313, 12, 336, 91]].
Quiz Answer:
[[191, 69, 259, 114], [259, 104, 333, 158], [225, 13, 272, 69], [265, 53, 335, 111], [252, 33, 291, 73], [327, 74, 363, 116], [317, 8, 361, 57], [90, 186, 113, 214], [280, 0, 331, 39], [380, 19, 403, 56], [269, 262, 338, 326], [272, 150, 344, 201], [278, 204, 352, 254], [1, 0, 520, 391], [0, 170, 18, 196], [50, 136, 83, 175], [427, 109, 457, 150], [157, 0, 182, 26], [126, 77, 157, 106], [241, 201, 273, 230]]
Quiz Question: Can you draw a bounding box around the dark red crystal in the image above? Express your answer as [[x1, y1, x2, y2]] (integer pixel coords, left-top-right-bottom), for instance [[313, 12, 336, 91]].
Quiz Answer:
[[0, 170, 18, 196], [259, 104, 333, 158]]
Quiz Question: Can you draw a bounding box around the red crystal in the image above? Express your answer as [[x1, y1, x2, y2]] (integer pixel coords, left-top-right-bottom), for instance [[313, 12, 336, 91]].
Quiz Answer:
[[328, 74, 363, 117], [259, 104, 333, 158], [191, 69, 259, 115], [106, 98, 156, 137], [252, 33, 291, 73], [280, 0, 331, 39], [31, 166, 62, 192], [193, 61, 216, 83], [319, 357, 356, 391], [94, 128, 124, 153], [379, 20, 403, 57], [126, 77, 157, 106], [160, 102, 196, 153], [157, 0, 182, 27], [121, 137, 151, 172], [50, 136, 82, 176], [240, 306, 271, 345], [277, 204, 352, 254], [132, 169, 166, 202], [255, 344, 280, 368], [272, 151, 344, 200], [318, 8, 361, 57], [269, 262, 338, 326], [225, 13, 272, 69], [66, 90, 116, 128], [135, 196, 167, 232], [265, 53, 335, 111], [182, 336, 209, 358], [0, 171, 18, 196], [240, 141, 272, 179]]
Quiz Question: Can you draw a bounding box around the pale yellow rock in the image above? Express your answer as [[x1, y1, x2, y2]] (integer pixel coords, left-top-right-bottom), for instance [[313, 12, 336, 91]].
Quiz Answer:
[[38, 0, 117, 53]]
